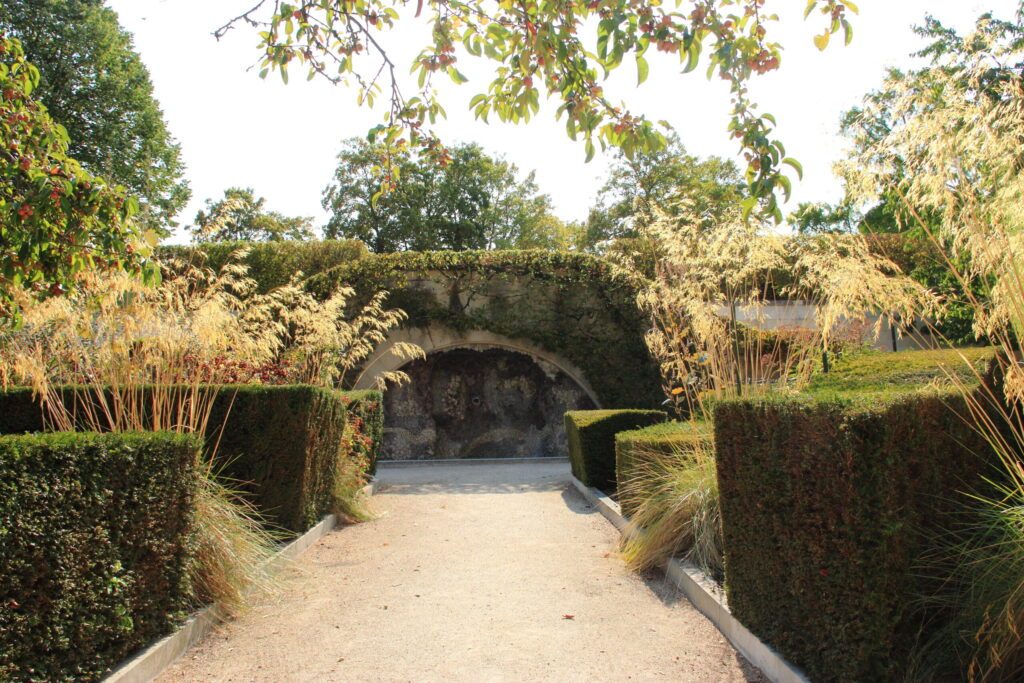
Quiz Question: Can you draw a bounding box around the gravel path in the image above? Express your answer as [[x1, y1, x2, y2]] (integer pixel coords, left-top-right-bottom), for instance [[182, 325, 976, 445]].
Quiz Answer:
[[159, 460, 764, 682]]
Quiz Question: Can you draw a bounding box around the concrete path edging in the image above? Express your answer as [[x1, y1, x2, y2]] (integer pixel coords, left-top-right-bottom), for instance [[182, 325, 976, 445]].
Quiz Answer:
[[104, 500, 358, 683], [569, 475, 811, 683]]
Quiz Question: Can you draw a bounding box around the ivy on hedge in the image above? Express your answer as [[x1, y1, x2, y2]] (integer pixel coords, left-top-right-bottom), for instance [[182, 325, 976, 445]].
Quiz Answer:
[[0, 431, 200, 681], [340, 389, 384, 473], [307, 250, 664, 409]]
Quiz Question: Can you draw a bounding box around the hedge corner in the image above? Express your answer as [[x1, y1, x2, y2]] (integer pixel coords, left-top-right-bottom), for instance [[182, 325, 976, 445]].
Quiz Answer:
[[564, 409, 667, 492]]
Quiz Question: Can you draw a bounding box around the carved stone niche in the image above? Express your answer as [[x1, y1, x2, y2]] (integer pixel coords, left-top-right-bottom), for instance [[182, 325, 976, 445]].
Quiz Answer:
[[382, 347, 597, 460]]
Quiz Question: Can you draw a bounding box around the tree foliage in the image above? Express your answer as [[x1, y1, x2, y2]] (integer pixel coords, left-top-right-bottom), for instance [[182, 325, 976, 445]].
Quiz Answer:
[[219, 0, 859, 221], [831, 11, 1024, 344], [0, 0, 189, 234], [0, 33, 150, 323], [584, 131, 743, 248], [787, 200, 857, 235], [191, 187, 316, 243], [322, 137, 572, 251]]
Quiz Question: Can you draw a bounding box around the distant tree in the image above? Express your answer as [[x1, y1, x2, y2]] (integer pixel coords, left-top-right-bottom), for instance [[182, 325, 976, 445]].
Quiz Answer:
[[787, 201, 859, 235], [584, 132, 744, 249], [1, 34, 151, 322], [0, 0, 190, 234], [322, 138, 565, 252], [832, 12, 1022, 345], [191, 188, 315, 243]]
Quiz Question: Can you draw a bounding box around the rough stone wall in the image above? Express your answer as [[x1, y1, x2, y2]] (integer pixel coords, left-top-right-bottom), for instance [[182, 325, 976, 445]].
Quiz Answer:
[[383, 348, 596, 459]]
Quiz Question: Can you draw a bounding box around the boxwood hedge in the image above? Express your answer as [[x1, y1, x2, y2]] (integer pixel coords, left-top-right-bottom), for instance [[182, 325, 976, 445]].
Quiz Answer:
[[158, 239, 368, 293], [0, 431, 200, 681], [0, 385, 381, 533], [714, 376, 997, 681], [564, 409, 667, 492]]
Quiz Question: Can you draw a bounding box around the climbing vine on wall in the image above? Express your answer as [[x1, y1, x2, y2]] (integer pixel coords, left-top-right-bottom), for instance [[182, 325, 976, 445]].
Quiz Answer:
[[307, 250, 663, 409]]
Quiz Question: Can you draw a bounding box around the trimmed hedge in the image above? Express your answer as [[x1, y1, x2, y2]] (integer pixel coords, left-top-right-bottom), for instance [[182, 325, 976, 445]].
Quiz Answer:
[[0, 385, 362, 533], [615, 420, 713, 518], [714, 384, 996, 682], [158, 239, 368, 293], [807, 346, 993, 397], [564, 409, 667, 492], [339, 389, 384, 473], [0, 431, 200, 681], [307, 250, 664, 409], [206, 385, 351, 532]]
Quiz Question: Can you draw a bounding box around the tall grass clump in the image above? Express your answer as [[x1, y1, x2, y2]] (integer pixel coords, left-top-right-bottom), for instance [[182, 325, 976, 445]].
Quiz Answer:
[[619, 439, 722, 580], [639, 199, 935, 413], [0, 249, 417, 612], [841, 8, 1024, 680], [621, 195, 933, 578]]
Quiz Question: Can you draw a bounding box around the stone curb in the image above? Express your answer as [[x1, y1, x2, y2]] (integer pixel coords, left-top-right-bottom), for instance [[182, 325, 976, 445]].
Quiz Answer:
[[569, 475, 811, 683], [377, 456, 569, 467], [102, 475, 381, 683]]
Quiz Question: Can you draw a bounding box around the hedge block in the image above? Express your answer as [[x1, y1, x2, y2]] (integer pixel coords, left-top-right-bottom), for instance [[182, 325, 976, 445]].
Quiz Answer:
[[714, 389, 995, 682], [206, 385, 351, 533], [564, 409, 666, 492], [158, 239, 368, 293], [0, 431, 200, 681], [0, 385, 365, 533], [615, 420, 713, 518]]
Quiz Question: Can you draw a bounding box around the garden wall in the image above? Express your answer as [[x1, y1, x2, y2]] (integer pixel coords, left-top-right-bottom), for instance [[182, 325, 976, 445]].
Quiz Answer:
[[307, 250, 663, 410], [308, 250, 663, 459]]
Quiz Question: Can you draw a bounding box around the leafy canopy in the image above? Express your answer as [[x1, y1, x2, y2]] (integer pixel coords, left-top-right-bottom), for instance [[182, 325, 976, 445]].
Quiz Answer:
[[585, 131, 743, 247], [0, 33, 151, 323], [191, 187, 316, 243], [219, 0, 859, 222], [0, 0, 190, 235], [322, 137, 573, 251]]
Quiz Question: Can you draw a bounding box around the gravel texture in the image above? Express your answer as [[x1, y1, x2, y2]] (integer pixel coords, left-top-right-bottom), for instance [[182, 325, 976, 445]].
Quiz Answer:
[[159, 460, 764, 682]]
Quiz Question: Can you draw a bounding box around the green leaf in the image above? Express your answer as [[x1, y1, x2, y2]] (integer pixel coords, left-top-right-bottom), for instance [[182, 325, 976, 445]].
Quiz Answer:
[[842, 19, 854, 46], [447, 67, 469, 84], [636, 55, 649, 85], [778, 174, 793, 201], [782, 157, 804, 180], [741, 196, 758, 222], [803, 0, 817, 19], [585, 138, 596, 163]]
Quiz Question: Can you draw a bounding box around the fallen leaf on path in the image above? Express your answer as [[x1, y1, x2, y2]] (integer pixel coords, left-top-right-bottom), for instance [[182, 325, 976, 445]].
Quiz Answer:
[[562, 614, 575, 620]]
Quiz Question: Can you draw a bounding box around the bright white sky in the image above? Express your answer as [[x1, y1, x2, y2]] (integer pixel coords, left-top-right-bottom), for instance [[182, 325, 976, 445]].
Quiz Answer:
[[106, 0, 1020, 244]]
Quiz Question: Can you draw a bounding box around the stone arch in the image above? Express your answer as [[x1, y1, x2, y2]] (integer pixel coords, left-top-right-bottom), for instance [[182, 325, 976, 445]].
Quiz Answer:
[[355, 325, 602, 460], [354, 325, 602, 408]]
